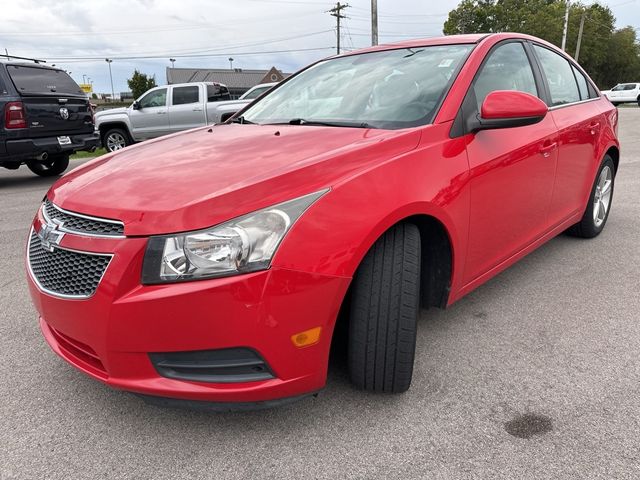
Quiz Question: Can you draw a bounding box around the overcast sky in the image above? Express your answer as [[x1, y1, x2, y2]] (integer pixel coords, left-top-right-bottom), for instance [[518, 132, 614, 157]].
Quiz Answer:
[[1, 0, 638, 94]]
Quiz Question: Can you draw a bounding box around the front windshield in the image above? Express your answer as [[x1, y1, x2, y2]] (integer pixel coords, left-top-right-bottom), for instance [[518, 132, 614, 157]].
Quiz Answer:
[[241, 44, 473, 129]]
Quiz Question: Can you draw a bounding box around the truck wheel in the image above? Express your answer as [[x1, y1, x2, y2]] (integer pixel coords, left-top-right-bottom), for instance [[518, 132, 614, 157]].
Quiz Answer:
[[103, 128, 131, 152], [27, 154, 70, 177], [348, 223, 421, 393]]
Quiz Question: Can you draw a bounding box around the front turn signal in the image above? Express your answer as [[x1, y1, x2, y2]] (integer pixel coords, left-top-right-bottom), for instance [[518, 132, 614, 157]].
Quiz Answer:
[[291, 327, 322, 348]]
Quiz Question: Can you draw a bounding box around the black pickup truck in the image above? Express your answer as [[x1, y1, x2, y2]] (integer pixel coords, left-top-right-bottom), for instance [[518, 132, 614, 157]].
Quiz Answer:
[[0, 62, 99, 176]]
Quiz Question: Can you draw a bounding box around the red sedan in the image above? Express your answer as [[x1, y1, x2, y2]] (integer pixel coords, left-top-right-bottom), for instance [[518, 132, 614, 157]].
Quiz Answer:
[[26, 33, 619, 410]]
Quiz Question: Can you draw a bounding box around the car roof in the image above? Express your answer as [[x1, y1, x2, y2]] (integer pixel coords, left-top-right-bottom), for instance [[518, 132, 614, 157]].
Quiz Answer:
[[336, 33, 560, 57], [1, 62, 59, 70]]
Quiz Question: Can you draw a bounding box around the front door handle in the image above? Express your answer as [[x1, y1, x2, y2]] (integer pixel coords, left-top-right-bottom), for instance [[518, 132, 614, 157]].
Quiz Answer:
[[539, 142, 558, 157], [157, 111, 167, 115]]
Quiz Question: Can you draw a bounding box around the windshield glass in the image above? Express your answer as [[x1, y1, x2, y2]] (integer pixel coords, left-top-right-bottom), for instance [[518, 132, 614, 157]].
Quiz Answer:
[[241, 44, 473, 129]]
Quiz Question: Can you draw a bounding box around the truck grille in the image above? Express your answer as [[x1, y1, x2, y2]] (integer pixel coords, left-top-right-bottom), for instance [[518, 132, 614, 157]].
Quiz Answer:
[[28, 230, 112, 298], [43, 200, 124, 237]]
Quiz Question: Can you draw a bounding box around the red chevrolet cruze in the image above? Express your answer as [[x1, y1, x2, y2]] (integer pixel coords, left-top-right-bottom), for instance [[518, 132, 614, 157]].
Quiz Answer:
[[27, 33, 619, 410]]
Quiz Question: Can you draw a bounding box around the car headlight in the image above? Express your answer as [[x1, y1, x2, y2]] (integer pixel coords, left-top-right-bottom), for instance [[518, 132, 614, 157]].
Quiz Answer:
[[141, 190, 327, 284]]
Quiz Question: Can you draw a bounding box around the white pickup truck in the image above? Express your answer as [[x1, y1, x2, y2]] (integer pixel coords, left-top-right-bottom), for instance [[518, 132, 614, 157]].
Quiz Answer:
[[601, 82, 640, 106], [95, 81, 276, 151]]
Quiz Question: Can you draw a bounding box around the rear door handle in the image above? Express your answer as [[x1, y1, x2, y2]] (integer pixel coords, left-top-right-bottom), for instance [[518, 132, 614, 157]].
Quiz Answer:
[[157, 111, 167, 115], [539, 142, 557, 157], [590, 122, 600, 135], [193, 107, 203, 111]]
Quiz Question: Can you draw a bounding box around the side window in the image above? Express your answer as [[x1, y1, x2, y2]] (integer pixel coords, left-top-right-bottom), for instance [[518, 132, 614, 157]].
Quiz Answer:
[[611, 84, 624, 91], [533, 45, 580, 106], [139, 88, 167, 108], [473, 42, 538, 110], [243, 86, 269, 100], [207, 84, 231, 102], [624, 84, 636, 91], [172, 86, 199, 105], [571, 65, 589, 100]]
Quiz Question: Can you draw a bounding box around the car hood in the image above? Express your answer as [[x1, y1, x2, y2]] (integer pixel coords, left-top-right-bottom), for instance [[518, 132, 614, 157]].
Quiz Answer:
[[49, 124, 422, 236], [95, 107, 128, 118]]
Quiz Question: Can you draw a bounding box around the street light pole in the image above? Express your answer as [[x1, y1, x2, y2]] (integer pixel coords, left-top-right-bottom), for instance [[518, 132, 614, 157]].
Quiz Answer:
[[82, 74, 86, 84], [105, 58, 115, 102], [229, 57, 234, 70], [169, 58, 176, 68]]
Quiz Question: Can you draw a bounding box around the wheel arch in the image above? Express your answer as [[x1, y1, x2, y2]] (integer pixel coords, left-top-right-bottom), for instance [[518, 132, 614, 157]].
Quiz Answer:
[[605, 145, 620, 174], [99, 122, 132, 142]]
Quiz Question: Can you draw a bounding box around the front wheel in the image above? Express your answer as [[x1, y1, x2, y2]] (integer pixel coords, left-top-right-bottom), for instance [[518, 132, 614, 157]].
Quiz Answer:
[[103, 128, 131, 152], [348, 223, 421, 393], [27, 154, 69, 177], [567, 156, 615, 238]]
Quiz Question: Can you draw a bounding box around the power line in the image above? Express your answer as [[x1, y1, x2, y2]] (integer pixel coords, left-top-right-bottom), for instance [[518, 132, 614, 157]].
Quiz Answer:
[[27, 30, 335, 61], [44, 47, 335, 63]]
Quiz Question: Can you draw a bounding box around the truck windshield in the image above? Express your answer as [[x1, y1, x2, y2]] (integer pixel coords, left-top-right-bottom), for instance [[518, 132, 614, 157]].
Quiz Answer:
[[241, 44, 473, 129], [7, 65, 84, 95]]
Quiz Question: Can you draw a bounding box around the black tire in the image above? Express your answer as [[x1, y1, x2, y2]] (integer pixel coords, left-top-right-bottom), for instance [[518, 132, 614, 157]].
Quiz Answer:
[[637, 96, 640, 107], [567, 155, 615, 238], [348, 223, 421, 393], [103, 128, 131, 152], [27, 154, 69, 177], [612, 102, 619, 107]]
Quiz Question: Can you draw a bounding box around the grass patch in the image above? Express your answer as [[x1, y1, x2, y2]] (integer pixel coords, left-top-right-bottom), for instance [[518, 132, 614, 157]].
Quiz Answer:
[[71, 148, 107, 160]]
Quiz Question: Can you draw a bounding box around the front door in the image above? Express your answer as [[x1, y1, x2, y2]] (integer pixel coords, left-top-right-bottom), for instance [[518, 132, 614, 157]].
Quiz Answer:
[[129, 87, 169, 140], [462, 41, 559, 284]]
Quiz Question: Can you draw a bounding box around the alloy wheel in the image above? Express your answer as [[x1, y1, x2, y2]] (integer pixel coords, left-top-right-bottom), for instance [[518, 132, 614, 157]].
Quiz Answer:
[[593, 165, 613, 228]]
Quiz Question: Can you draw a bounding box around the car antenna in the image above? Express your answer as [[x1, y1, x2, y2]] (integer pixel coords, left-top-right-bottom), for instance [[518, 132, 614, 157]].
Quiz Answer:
[[0, 53, 46, 64]]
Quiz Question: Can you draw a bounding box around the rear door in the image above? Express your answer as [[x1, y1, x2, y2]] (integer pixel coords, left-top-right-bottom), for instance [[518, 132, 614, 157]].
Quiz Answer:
[[462, 41, 559, 284], [168, 84, 206, 132], [6, 65, 93, 137], [129, 87, 169, 140], [531, 44, 604, 225]]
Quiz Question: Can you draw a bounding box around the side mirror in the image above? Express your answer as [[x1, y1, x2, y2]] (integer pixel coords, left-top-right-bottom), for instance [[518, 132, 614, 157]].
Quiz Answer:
[[472, 90, 548, 132], [132, 101, 141, 110]]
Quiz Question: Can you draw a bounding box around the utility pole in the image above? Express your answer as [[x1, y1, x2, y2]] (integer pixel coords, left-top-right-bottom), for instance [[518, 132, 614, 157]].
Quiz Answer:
[[561, 0, 570, 51], [371, 0, 378, 46], [329, 2, 349, 55], [575, 13, 586, 62], [105, 58, 115, 102]]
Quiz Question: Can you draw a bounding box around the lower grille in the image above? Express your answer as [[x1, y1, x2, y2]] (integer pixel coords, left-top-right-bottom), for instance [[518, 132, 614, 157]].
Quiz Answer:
[[28, 230, 112, 298], [149, 348, 275, 383]]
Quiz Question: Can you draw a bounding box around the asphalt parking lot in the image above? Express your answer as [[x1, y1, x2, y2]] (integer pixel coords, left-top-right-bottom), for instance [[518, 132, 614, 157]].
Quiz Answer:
[[1, 108, 639, 479]]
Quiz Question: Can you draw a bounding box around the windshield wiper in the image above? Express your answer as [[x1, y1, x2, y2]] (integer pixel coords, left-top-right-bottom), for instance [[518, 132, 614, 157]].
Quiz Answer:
[[230, 116, 254, 124], [287, 118, 371, 128]]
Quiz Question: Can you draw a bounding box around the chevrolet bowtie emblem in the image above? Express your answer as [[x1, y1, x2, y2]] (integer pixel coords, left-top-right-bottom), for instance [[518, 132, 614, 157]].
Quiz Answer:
[[38, 220, 65, 252]]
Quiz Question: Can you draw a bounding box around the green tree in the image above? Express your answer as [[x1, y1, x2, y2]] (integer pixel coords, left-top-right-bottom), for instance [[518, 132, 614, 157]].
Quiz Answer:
[[443, 0, 639, 89], [127, 70, 157, 99]]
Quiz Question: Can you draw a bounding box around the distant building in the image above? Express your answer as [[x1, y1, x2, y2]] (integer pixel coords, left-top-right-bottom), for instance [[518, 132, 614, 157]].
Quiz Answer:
[[166, 66, 289, 99]]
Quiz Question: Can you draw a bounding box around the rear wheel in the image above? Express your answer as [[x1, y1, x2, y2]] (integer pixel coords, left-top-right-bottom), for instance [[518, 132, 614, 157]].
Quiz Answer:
[[567, 156, 615, 238], [27, 154, 69, 177], [103, 128, 131, 152], [348, 223, 421, 393]]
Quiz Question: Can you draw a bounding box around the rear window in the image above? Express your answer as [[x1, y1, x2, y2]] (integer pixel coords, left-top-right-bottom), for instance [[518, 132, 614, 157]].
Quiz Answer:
[[7, 65, 83, 95], [207, 84, 231, 102], [172, 86, 199, 105]]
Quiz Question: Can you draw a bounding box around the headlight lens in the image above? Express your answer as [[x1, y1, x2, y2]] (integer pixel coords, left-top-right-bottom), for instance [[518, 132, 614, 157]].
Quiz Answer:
[[141, 190, 327, 284]]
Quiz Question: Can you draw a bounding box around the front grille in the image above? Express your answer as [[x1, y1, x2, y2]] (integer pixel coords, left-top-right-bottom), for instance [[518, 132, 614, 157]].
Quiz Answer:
[[43, 200, 124, 237], [28, 230, 112, 298]]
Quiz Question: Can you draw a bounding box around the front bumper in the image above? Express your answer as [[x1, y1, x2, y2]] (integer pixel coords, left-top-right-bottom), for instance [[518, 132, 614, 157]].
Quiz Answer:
[[2, 132, 100, 163], [27, 214, 350, 404]]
